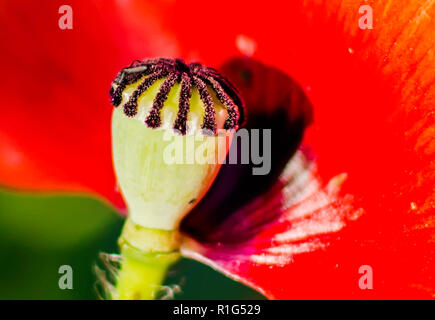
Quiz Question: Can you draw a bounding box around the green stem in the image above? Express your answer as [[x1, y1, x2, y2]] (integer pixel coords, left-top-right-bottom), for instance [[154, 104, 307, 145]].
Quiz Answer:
[[112, 219, 181, 300]]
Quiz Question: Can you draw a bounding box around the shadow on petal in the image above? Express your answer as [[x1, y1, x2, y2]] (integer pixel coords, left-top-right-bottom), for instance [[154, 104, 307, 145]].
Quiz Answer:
[[181, 57, 313, 243]]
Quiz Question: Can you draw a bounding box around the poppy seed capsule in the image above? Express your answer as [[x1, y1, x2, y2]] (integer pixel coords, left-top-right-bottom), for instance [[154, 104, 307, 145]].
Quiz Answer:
[[110, 58, 244, 231]]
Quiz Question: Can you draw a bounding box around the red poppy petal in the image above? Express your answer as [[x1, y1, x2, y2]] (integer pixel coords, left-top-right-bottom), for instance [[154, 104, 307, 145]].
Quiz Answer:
[[0, 1, 179, 208], [179, 1, 435, 298], [182, 149, 366, 298]]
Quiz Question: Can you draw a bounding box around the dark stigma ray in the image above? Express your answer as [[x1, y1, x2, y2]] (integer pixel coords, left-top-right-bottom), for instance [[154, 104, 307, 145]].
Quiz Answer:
[[109, 58, 245, 134], [203, 75, 240, 130], [145, 73, 178, 128], [123, 70, 167, 117], [203, 67, 240, 94], [210, 75, 245, 127], [173, 73, 192, 135], [111, 73, 144, 106], [200, 67, 245, 127], [193, 76, 217, 135], [110, 65, 158, 106]]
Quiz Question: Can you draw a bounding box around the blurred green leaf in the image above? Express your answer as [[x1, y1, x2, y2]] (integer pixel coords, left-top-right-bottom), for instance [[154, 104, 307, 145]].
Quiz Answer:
[[0, 191, 122, 249], [0, 189, 264, 300], [0, 189, 123, 299]]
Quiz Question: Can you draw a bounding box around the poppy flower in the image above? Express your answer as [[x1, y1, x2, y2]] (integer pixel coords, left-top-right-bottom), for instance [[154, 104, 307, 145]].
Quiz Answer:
[[0, 0, 434, 299]]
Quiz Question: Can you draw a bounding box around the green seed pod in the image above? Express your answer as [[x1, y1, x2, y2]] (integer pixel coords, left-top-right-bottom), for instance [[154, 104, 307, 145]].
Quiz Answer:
[[108, 58, 244, 299]]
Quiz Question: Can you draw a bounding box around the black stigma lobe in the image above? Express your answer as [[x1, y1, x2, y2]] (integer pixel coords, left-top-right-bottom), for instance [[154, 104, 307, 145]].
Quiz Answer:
[[145, 72, 178, 128], [173, 72, 192, 135], [109, 57, 245, 135], [193, 76, 216, 135]]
